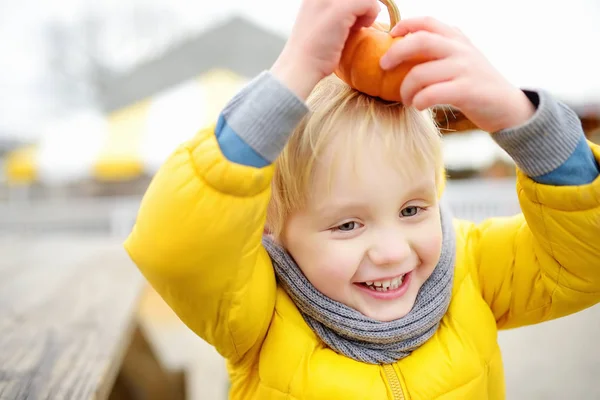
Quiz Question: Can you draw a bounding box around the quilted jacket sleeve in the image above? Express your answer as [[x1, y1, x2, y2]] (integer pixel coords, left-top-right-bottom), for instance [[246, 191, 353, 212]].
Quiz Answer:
[[124, 126, 277, 361], [468, 155, 600, 328], [466, 90, 600, 328], [124, 72, 308, 362]]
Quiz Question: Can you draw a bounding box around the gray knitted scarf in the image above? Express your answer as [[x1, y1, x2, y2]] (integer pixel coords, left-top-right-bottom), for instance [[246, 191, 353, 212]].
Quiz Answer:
[[262, 201, 455, 365]]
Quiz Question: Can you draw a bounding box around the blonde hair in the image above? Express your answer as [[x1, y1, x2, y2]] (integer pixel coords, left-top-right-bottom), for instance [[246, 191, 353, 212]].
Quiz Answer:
[[266, 75, 445, 238]]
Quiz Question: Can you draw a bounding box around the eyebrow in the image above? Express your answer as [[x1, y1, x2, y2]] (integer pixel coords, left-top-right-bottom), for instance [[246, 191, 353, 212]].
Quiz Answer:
[[314, 199, 368, 217], [313, 182, 437, 219], [312, 201, 370, 228], [402, 182, 437, 200]]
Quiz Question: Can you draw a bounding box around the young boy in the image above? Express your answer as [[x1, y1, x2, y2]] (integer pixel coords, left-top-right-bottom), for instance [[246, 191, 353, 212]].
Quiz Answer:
[[124, 0, 600, 398]]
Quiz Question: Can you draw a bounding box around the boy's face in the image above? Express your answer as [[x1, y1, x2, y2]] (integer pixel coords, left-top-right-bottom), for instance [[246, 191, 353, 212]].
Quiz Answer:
[[282, 136, 443, 322]]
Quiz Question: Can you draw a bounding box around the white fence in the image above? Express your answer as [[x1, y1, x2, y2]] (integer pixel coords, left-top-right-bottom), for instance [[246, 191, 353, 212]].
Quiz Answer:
[[444, 178, 520, 222], [0, 178, 521, 237]]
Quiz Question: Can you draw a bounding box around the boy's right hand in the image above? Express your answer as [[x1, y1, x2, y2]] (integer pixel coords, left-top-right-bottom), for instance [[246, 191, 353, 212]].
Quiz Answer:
[[271, 0, 381, 100]]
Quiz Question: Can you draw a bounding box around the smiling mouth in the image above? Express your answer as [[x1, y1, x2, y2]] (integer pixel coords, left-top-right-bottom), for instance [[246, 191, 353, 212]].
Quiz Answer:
[[360, 274, 407, 292], [354, 271, 413, 300]]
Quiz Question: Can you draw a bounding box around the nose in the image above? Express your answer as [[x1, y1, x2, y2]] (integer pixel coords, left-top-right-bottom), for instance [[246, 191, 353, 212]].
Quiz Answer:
[[367, 228, 411, 267]]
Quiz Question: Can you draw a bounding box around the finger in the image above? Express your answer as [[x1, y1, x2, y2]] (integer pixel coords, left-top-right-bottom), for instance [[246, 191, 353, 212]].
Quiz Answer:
[[350, 0, 381, 30], [380, 31, 455, 70], [390, 16, 463, 39], [400, 59, 461, 106], [411, 80, 463, 110], [352, 13, 378, 31]]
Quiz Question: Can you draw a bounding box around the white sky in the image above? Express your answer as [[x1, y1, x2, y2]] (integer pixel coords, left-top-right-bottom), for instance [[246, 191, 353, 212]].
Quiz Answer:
[[1, 0, 599, 140]]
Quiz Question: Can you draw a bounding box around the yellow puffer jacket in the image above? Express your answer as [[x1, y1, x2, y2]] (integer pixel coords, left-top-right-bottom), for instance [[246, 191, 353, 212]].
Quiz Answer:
[[125, 125, 600, 399]]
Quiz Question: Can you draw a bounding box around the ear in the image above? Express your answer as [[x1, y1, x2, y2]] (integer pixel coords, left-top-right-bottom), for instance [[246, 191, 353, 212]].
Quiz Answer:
[[265, 233, 276, 241], [263, 227, 280, 245]]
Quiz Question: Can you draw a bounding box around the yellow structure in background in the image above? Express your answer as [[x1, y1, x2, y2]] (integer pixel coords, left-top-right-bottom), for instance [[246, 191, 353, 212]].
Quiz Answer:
[[2, 69, 247, 186], [4, 145, 37, 184], [198, 69, 247, 119], [93, 99, 151, 182]]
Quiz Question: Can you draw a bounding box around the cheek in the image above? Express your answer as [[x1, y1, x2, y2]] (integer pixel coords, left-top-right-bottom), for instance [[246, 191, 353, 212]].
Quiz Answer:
[[302, 243, 359, 282], [414, 219, 444, 268], [422, 233, 443, 261], [289, 239, 361, 297]]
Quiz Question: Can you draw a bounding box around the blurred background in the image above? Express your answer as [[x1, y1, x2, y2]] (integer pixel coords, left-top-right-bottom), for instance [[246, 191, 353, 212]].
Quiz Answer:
[[1, 0, 599, 399]]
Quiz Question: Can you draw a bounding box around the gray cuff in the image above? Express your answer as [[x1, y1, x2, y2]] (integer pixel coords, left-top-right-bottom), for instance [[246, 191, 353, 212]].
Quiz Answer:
[[222, 71, 309, 163], [492, 90, 583, 177]]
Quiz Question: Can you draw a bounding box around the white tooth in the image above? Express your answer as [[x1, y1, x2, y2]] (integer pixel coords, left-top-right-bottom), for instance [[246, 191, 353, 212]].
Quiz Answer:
[[376, 287, 383, 292], [382, 280, 391, 289], [366, 281, 373, 286], [369, 285, 377, 291], [391, 277, 400, 286], [374, 282, 382, 287], [390, 282, 399, 289]]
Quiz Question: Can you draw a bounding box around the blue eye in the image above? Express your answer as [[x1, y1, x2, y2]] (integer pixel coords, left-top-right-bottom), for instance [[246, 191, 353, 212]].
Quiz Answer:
[[337, 221, 358, 231], [400, 206, 420, 217]]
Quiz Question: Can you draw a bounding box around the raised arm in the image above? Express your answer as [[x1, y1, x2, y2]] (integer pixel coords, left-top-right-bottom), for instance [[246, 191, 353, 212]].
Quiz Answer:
[[124, 72, 308, 361], [465, 90, 600, 328]]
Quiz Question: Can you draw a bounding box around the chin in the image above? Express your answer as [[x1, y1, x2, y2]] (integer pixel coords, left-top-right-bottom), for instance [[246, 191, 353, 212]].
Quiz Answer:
[[362, 298, 417, 322]]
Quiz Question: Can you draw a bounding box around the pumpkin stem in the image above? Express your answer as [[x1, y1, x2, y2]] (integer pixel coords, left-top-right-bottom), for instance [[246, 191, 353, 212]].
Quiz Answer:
[[379, 0, 400, 30]]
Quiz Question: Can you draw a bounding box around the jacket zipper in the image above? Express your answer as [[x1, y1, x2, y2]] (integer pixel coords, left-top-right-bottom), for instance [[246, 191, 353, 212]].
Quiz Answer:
[[383, 364, 405, 400]]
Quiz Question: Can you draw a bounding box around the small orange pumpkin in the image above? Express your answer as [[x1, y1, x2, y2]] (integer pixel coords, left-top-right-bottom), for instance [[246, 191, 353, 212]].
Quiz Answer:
[[334, 0, 425, 102]]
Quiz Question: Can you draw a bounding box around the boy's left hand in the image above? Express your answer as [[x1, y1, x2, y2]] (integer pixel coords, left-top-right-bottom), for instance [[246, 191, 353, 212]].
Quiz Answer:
[[380, 17, 535, 133]]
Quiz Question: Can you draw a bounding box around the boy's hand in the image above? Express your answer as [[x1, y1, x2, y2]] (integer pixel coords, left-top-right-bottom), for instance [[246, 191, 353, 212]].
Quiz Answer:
[[271, 0, 381, 100], [380, 17, 535, 133]]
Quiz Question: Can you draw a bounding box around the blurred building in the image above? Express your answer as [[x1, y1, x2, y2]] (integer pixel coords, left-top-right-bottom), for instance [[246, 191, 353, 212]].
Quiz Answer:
[[438, 104, 600, 180], [2, 15, 600, 199], [1, 16, 284, 199], [98, 16, 285, 114]]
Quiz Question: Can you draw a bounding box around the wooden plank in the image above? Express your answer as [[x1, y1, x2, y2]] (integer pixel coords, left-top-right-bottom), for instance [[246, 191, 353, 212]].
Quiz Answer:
[[108, 326, 186, 400], [0, 238, 145, 399]]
